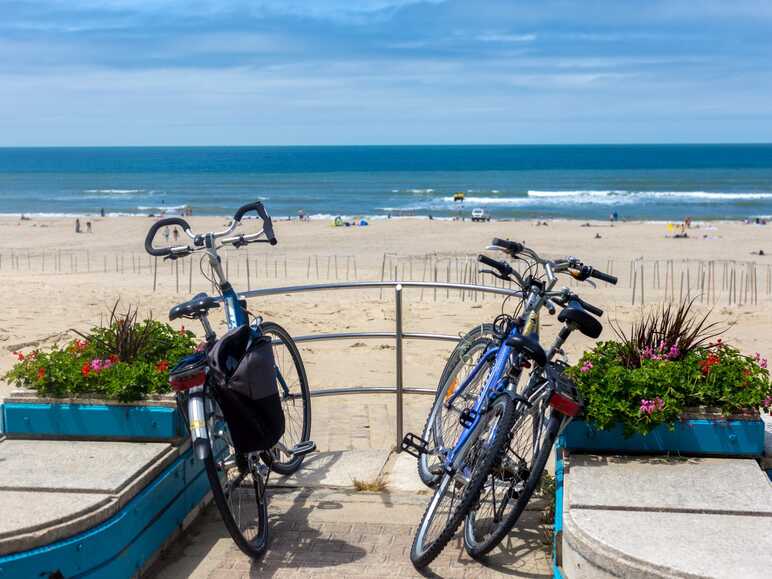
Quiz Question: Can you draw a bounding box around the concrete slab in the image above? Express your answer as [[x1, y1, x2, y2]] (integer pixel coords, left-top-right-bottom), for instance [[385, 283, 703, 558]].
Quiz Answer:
[[0, 439, 171, 493], [0, 491, 110, 541], [568, 454, 772, 514], [272, 449, 390, 489], [564, 508, 772, 578], [383, 450, 433, 494], [0, 490, 117, 556]]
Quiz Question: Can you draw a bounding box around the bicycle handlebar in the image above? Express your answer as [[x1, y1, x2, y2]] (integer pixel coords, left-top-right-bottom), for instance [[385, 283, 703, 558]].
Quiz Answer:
[[143, 201, 277, 258], [144, 217, 194, 257], [234, 201, 277, 246], [490, 238, 524, 255], [478, 254, 513, 278], [589, 268, 617, 285]]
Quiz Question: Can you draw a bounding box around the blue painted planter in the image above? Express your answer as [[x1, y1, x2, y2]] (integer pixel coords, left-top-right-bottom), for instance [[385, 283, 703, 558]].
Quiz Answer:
[[2, 400, 185, 441], [560, 416, 765, 457]]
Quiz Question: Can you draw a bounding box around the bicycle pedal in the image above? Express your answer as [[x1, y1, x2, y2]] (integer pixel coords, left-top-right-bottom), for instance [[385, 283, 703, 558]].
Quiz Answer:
[[401, 432, 430, 459], [290, 440, 316, 457], [459, 408, 478, 429]]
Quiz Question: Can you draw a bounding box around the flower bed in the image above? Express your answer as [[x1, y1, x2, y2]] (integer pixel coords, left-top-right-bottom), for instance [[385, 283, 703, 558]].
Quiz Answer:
[[565, 300, 771, 444], [4, 304, 196, 402]]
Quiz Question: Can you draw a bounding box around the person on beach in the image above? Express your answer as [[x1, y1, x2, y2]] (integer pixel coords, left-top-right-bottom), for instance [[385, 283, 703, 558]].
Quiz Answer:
[[86, 221, 92, 233], [163, 226, 170, 243], [173, 228, 179, 242], [100, 208, 105, 217], [75, 218, 81, 233]]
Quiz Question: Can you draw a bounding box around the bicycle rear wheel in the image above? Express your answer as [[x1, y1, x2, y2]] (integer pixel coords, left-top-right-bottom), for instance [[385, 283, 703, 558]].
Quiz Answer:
[[463, 406, 561, 559], [261, 321, 311, 475], [203, 398, 269, 559], [410, 393, 517, 570], [418, 324, 496, 487]]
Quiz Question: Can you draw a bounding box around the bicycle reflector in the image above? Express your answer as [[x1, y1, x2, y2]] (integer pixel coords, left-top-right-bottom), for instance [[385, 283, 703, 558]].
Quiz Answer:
[[549, 391, 582, 417], [169, 353, 208, 392]]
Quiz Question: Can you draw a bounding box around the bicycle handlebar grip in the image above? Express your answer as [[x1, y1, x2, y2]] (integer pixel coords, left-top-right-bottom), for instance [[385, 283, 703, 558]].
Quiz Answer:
[[590, 268, 618, 285], [491, 238, 524, 255], [144, 217, 192, 257], [477, 254, 511, 275], [577, 297, 604, 317], [233, 201, 277, 246]]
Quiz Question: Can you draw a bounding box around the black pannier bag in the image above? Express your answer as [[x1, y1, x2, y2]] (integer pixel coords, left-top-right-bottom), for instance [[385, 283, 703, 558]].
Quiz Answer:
[[207, 324, 285, 452]]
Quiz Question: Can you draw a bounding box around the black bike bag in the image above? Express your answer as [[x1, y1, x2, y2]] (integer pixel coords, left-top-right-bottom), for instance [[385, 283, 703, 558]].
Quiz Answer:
[[207, 324, 285, 452]]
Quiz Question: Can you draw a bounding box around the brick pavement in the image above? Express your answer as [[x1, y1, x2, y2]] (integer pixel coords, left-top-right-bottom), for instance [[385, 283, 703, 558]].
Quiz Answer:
[[148, 487, 552, 579]]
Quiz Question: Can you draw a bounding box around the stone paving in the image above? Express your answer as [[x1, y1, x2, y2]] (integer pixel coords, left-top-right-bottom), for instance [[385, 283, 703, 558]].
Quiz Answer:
[[148, 487, 552, 578]]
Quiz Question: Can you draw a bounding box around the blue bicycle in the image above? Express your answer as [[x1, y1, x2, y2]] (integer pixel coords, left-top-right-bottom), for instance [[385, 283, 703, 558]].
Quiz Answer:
[[145, 201, 314, 558], [403, 238, 616, 568]]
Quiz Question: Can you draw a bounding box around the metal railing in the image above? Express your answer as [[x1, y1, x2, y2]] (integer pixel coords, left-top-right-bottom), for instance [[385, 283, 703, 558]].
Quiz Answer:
[[239, 281, 521, 450]]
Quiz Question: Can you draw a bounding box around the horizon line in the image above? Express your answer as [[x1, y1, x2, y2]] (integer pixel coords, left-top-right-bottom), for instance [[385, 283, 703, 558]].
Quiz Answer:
[[1, 142, 772, 149]]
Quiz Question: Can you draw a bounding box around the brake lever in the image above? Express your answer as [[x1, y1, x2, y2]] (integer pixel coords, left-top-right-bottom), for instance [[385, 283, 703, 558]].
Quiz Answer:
[[479, 268, 511, 282]]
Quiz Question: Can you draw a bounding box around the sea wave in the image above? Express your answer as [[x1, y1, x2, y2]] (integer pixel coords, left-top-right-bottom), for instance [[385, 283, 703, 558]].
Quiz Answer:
[[84, 189, 144, 194], [527, 190, 772, 201]]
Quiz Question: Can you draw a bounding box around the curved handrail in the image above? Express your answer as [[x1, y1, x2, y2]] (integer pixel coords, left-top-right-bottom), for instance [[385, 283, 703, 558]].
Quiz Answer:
[[239, 280, 521, 299], [240, 280, 514, 449]]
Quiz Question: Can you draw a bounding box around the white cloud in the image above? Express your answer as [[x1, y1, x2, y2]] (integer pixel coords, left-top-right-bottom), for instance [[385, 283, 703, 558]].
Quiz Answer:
[[476, 32, 536, 44]]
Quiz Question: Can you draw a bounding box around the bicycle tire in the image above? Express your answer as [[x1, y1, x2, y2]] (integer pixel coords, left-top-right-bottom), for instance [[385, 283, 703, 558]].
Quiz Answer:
[[202, 415, 269, 559], [410, 393, 517, 570], [260, 321, 312, 475], [418, 323, 496, 487], [463, 412, 561, 559]]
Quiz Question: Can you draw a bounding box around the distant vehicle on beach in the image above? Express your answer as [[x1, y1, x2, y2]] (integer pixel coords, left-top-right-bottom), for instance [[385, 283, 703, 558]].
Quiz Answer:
[[471, 208, 490, 222]]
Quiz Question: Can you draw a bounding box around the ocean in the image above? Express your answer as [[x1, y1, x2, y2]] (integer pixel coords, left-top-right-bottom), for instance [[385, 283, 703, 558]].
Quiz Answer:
[[1, 144, 771, 221]]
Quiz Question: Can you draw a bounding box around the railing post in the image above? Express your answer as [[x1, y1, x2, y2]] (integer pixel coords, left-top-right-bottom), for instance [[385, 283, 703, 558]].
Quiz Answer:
[[395, 283, 404, 451]]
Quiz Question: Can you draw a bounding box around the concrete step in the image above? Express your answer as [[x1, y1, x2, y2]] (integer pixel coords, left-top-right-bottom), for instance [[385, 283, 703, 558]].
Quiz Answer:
[[0, 438, 182, 555], [561, 454, 772, 578]]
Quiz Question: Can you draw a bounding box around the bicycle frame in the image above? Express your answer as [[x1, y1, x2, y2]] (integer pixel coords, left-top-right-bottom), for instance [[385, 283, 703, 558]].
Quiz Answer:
[[440, 277, 566, 475]]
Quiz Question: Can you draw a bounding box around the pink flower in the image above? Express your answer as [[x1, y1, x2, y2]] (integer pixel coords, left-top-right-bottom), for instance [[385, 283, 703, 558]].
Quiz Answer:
[[761, 358, 768, 369], [654, 396, 665, 411], [639, 399, 656, 415], [763, 396, 772, 408], [90, 358, 103, 372], [667, 345, 680, 360], [580, 361, 593, 373]]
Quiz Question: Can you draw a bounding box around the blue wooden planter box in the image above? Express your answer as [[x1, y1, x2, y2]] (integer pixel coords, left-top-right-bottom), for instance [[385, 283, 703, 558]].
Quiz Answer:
[[1, 398, 185, 441], [0, 445, 209, 577], [560, 416, 764, 457]]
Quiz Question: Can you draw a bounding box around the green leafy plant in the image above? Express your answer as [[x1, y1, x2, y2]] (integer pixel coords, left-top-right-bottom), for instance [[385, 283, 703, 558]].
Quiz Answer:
[[567, 302, 771, 435], [5, 305, 196, 402]]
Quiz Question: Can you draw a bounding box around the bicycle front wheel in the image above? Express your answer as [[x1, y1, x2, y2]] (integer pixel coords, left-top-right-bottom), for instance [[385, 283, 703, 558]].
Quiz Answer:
[[418, 324, 496, 487], [410, 393, 517, 570], [203, 399, 269, 559], [261, 321, 311, 475]]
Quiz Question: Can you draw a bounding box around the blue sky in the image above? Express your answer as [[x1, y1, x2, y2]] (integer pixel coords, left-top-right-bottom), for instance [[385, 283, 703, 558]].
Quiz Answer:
[[2, 0, 772, 145]]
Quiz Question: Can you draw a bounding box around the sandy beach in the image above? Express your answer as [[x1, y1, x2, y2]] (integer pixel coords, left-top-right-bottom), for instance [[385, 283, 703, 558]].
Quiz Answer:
[[1, 215, 770, 404]]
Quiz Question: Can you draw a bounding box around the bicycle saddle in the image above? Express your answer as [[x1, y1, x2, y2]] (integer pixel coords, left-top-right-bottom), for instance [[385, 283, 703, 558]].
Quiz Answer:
[[558, 305, 603, 339], [505, 334, 547, 367], [169, 292, 221, 321]]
